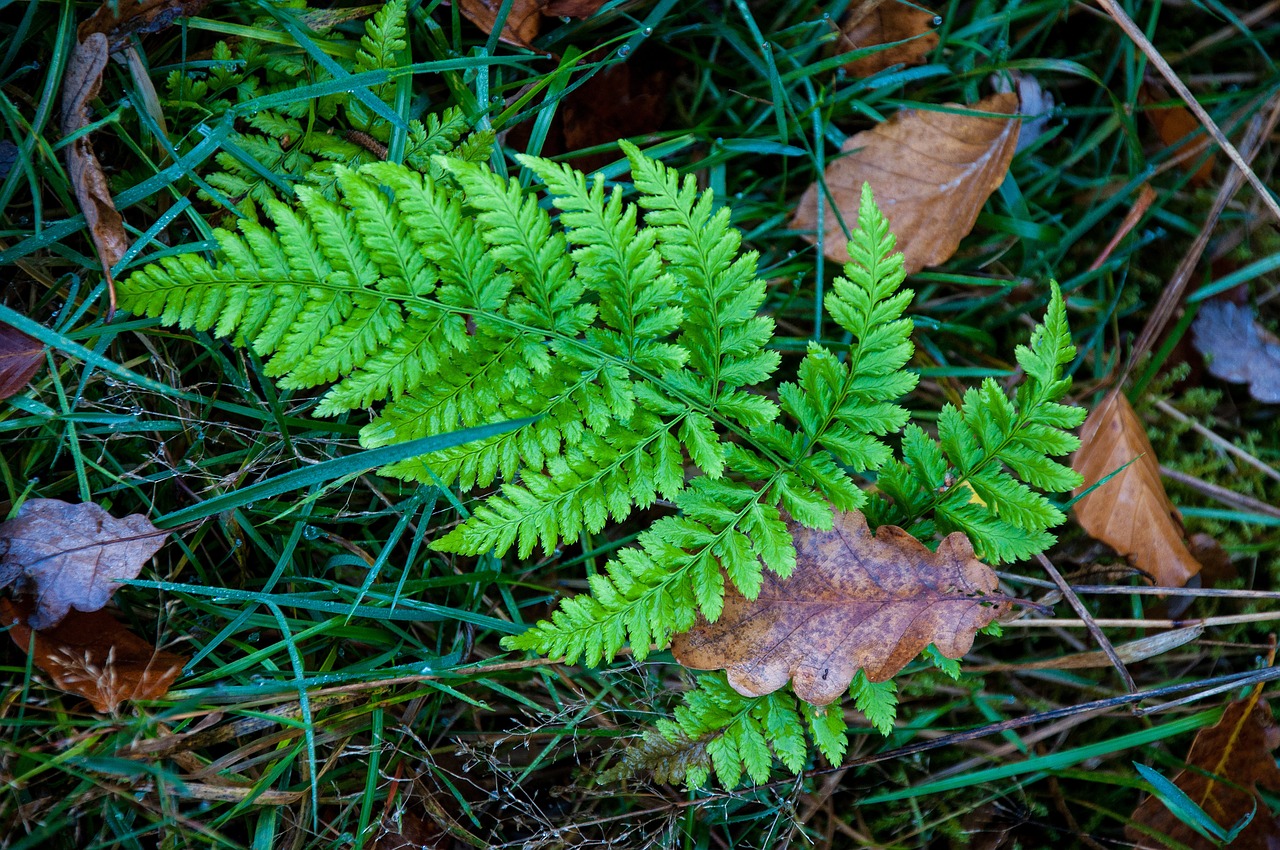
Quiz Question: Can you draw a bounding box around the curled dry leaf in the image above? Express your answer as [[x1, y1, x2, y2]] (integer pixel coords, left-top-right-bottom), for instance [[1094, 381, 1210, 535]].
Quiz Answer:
[[0, 498, 166, 629], [834, 0, 938, 78], [1, 597, 185, 713], [1072, 390, 1201, 588], [1127, 695, 1280, 849], [790, 91, 1020, 274], [61, 31, 129, 312], [671, 511, 1010, 705], [0, 319, 44, 400], [1191, 300, 1280, 403]]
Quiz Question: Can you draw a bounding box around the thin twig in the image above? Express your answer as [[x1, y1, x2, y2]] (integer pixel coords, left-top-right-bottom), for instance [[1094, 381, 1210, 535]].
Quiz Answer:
[[1154, 399, 1280, 485], [1159, 464, 1280, 520], [1035, 553, 1137, 692], [1008, 611, 1280, 629], [1095, 0, 1280, 228]]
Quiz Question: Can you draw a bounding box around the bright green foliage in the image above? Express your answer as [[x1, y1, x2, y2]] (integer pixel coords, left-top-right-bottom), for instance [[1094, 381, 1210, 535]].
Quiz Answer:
[[117, 141, 1083, 789], [868, 281, 1085, 563], [164, 0, 472, 210]]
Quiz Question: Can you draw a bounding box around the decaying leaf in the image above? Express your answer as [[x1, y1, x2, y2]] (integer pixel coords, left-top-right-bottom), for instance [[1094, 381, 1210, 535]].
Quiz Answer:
[[0, 498, 166, 629], [78, 0, 210, 52], [62, 32, 129, 312], [1192, 300, 1280, 403], [834, 0, 938, 78], [1072, 390, 1201, 588], [457, 0, 605, 49], [671, 511, 1010, 705], [1127, 695, 1280, 848], [790, 91, 1020, 273], [0, 320, 44, 400], [1, 597, 185, 713], [1141, 82, 1215, 187]]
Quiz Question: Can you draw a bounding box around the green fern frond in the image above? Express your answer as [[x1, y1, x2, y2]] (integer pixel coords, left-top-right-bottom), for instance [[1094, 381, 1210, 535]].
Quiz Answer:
[[870, 282, 1085, 563]]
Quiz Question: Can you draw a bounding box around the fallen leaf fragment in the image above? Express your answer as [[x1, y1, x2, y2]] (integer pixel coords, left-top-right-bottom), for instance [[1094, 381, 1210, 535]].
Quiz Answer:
[[671, 511, 1010, 705], [543, 0, 606, 16], [0, 320, 44, 400], [0, 498, 166, 629], [1191, 300, 1280, 403], [791, 91, 1020, 273], [458, 0, 543, 47], [1072, 390, 1201, 588], [834, 0, 938, 78], [1, 597, 186, 713], [78, 0, 210, 52], [61, 31, 129, 312], [1141, 82, 1215, 186], [1127, 695, 1280, 849]]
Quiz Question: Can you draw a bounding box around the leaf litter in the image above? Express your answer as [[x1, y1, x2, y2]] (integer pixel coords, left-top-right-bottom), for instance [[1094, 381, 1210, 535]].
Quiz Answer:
[[0, 498, 167, 629], [790, 90, 1021, 274], [1192, 300, 1280, 403], [672, 511, 1010, 705]]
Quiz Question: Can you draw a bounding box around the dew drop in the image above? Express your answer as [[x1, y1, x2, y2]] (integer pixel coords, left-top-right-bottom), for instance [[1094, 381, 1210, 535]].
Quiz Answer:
[[836, 67, 848, 79], [931, 15, 943, 26], [786, 249, 796, 258], [244, 502, 255, 510], [248, 631, 260, 643], [303, 524, 321, 540], [642, 26, 653, 36], [821, 11, 830, 19], [559, 15, 570, 22], [617, 44, 631, 58]]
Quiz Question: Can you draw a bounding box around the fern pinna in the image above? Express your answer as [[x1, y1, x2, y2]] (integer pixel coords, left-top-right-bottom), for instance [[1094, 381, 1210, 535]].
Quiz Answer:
[[117, 143, 1083, 788]]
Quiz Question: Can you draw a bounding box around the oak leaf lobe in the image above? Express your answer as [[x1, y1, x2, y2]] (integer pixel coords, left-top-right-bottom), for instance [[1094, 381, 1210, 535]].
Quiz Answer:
[[672, 511, 1010, 705]]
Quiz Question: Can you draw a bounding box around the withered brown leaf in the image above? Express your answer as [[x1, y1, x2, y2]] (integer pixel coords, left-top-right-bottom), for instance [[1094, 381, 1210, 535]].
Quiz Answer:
[[78, 0, 210, 53], [62, 32, 129, 312], [671, 511, 1009, 705], [1127, 695, 1280, 849], [1141, 82, 1216, 187], [1072, 390, 1201, 588], [1, 598, 185, 713], [0, 319, 44, 400], [790, 91, 1020, 274], [1191, 300, 1280, 403], [458, 0, 545, 48], [834, 0, 938, 79], [0, 498, 166, 629]]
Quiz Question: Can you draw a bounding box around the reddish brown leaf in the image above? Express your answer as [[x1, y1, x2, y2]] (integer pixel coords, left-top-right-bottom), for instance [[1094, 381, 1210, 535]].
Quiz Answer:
[[790, 91, 1020, 274], [458, 0, 544, 48], [1141, 82, 1216, 187], [1072, 390, 1201, 588], [1191, 300, 1280, 403], [0, 498, 166, 629], [1128, 695, 1280, 849], [671, 511, 1009, 705], [835, 0, 938, 78], [1, 597, 186, 713], [0, 320, 44, 400], [61, 32, 129, 312]]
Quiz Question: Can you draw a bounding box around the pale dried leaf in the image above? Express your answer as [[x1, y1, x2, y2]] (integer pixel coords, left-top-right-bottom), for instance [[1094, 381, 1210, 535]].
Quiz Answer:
[[0, 498, 166, 629], [1191, 300, 1280, 403], [790, 91, 1020, 273], [671, 511, 1009, 705], [1072, 390, 1201, 588], [1, 598, 186, 713], [61, 32, 129, 306], [1128, 696, 1280, 848], [835, 1, 938, 78], [0, 320, 44, 400]]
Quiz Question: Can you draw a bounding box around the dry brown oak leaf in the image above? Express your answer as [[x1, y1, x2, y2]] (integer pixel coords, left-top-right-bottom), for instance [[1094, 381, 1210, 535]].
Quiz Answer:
[[671, 511, 1010, 705], [457, 0, 605, 49], [0, 498, 166, 629], [0, 320, 44, 400], [1, 597, 185, 713], [835, 0, 938, 78], [790, 90, 1019, 274], [1072, 390, 1201, 588], [1127, 694, 1280, 849]]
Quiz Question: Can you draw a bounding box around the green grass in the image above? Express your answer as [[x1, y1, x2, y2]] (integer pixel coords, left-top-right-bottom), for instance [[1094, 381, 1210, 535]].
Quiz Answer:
[[3, 0, 1280, 846]]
